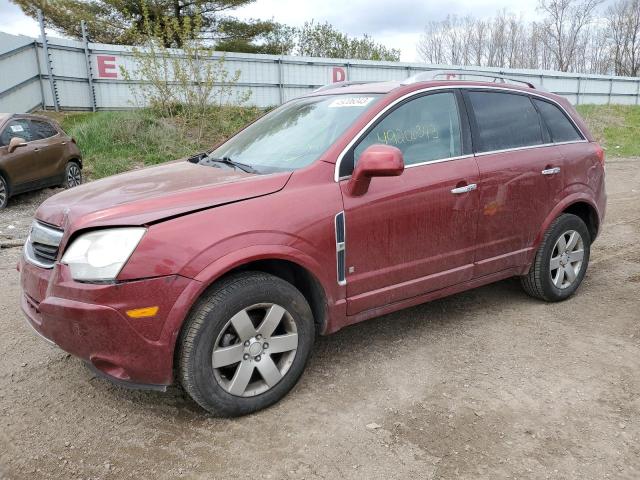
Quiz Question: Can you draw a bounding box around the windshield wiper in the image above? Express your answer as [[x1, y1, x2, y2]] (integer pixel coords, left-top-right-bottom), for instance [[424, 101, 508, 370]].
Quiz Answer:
[[201, 156, 259, 174]]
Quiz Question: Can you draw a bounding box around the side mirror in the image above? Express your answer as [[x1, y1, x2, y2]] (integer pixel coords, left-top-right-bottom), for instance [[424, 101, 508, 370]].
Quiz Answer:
[[8, 137, 27, 153], [346, 144, 404, 196]]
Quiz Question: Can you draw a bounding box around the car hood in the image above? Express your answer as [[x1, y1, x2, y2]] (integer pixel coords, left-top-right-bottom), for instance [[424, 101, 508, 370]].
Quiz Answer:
[[36, 160, 292, 231]]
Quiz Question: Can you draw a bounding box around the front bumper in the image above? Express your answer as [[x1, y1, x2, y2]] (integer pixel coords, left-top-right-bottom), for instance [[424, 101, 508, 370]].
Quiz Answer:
[[19, 256, 198, 386]]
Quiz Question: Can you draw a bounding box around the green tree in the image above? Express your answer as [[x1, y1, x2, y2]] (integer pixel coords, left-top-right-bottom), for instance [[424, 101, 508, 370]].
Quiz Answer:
[[296, 21, 400, 61], [11, 0, 282, 50], [213, 19, 297, 54]]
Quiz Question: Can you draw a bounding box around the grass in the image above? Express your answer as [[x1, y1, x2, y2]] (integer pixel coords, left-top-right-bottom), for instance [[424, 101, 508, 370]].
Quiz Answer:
[[43, 107, 264, 179], [576, 104, 640, 158]]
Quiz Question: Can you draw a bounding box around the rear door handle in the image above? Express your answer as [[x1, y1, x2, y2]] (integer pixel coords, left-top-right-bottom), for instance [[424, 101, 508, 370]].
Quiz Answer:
[[451, 183, 477, 194], [541, 167, 561, 175]]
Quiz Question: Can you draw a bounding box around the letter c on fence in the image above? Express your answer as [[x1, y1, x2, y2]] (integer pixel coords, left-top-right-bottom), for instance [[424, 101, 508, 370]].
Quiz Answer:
[[332, 67, 346, 83], [97, 55, 118, 78]]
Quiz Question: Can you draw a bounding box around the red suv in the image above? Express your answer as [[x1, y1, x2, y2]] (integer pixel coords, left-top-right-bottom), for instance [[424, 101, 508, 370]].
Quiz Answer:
[[19, 74, 606, 416]]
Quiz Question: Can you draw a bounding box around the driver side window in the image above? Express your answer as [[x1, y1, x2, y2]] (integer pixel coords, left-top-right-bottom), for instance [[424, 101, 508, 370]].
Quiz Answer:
[[0, 119, 32, 147], [352, 92, 462, 170]]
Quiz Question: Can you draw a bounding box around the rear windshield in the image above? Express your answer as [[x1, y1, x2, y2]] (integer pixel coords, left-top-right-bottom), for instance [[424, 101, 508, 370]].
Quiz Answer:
[[208, 94, 381, 173]]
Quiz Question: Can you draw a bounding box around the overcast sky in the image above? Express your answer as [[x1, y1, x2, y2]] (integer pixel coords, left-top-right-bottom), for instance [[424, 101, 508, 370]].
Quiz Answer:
[[0, 0, 549, 61]]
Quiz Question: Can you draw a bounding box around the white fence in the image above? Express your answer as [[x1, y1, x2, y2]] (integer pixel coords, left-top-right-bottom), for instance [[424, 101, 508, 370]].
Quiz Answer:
[[2, 30, 640, 113]]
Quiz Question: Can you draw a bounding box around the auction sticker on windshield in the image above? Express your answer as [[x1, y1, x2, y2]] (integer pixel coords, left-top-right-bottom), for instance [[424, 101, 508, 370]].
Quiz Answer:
[[328, 97, 376, 108]]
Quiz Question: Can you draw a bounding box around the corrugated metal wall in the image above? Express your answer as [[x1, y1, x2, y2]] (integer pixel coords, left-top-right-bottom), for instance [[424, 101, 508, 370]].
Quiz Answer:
[[2, 31, 640, 112]]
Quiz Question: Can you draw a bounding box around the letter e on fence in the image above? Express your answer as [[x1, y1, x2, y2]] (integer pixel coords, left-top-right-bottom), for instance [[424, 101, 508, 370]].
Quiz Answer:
[[97, 55, 118, 78], [332, 67, 346, 83]]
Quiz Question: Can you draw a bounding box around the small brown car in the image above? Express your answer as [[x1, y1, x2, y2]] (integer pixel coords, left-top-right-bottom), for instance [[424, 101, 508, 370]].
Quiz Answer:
[[0, 113, 82, 208]]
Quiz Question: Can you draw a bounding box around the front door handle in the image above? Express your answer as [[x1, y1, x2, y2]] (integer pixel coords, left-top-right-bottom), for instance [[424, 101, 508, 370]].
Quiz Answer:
[[451, 183, 477, 194], [541, 167, 561, 175]]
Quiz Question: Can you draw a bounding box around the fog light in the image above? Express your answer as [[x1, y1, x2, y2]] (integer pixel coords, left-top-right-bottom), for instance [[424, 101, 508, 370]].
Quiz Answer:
[[126, 306, 159, 318]]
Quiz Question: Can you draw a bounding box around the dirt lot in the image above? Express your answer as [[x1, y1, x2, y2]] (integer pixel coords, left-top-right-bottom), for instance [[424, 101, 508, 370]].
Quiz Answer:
[[1, 158, 639, 480]]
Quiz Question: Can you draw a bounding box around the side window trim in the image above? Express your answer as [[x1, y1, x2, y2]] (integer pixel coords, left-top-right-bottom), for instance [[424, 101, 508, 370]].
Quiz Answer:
[[334, 85, 589, 180], [341, 89, 471, 177]]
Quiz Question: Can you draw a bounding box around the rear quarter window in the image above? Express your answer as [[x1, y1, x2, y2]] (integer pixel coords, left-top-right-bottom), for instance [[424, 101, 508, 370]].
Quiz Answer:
[[30, 120, 58, 140], [533, 99, 583, 143], [468, 91, 543, 152]]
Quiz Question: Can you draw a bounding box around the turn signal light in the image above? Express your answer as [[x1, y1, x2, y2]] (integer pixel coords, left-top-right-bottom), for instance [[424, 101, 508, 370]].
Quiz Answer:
[[126, 306, 159, 318]]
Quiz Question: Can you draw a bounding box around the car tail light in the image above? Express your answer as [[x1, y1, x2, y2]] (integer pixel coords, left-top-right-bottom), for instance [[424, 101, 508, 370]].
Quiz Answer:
[[594, 143, 605, 166]]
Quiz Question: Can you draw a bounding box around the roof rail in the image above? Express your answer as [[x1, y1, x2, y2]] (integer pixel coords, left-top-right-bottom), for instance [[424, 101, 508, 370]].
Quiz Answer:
[[401, 70, 541, 89], [313, 80, 372, 92]]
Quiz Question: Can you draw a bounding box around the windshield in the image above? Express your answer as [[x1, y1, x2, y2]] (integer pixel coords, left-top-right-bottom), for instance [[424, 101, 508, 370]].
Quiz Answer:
[[208, 94, 381, 173]]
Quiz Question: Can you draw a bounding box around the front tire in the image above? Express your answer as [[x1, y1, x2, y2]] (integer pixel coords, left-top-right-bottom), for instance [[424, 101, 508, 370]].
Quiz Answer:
[[521, 213, 591, 302], [178, 272, 315, 416]]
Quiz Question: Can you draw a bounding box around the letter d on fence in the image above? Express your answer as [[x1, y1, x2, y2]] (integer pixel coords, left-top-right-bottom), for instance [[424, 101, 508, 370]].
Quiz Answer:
[[332, 67, 346, 83]]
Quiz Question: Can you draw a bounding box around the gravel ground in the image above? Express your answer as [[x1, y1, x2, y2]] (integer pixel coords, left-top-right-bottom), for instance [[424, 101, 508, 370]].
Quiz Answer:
[[0, 159, 639, 480], [0, 187, 64, 246]]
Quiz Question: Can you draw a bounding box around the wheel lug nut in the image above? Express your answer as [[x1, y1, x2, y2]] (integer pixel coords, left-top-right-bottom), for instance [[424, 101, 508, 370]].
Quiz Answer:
[[263, 342, 269, 349], [244, 340, 250, 347], [255, 355, 261, 362], [243, 353, 250, 360]]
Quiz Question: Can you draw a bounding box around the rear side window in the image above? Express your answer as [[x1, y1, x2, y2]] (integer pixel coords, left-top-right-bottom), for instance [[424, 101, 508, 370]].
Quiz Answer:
[[353, 92, 462, 168], [533, 99, 583, 142], [30, 120, 58, 140], [468, 91, 543, 152], [0, 119, 32, 146]]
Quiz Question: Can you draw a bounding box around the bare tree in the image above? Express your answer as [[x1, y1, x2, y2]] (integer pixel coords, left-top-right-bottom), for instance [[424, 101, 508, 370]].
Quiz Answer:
[[486, 13, 507, 67], [417, 20, 447, 64], [538, 0, 604, 71], [469, 19, 487, 66], [607, 0, 640, 76], [416, 4, 614, 75]]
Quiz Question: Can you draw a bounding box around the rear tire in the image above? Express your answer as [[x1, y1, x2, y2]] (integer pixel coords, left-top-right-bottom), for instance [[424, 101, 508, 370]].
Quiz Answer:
[[0, 176, 8, 209], [521, 213, 591, 302], [62, 161, 82, 188], [178, 272, 315, 416]]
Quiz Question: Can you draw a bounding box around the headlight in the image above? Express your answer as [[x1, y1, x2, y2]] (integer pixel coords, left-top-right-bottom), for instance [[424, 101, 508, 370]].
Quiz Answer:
[[61, 228, 146, 281]]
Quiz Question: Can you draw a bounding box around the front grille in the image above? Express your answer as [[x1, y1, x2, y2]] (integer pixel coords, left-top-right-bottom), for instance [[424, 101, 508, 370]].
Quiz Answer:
[[24, 221, 64, 269], [32, 242, 59, 262]]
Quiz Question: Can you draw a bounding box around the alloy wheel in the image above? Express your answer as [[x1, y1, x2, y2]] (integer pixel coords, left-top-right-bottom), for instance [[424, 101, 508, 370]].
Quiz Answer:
[[550, 230, 584, 289], [212, 303, 298, 397], [0, 180, 6, 207], [67, 164, 82, 187]]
